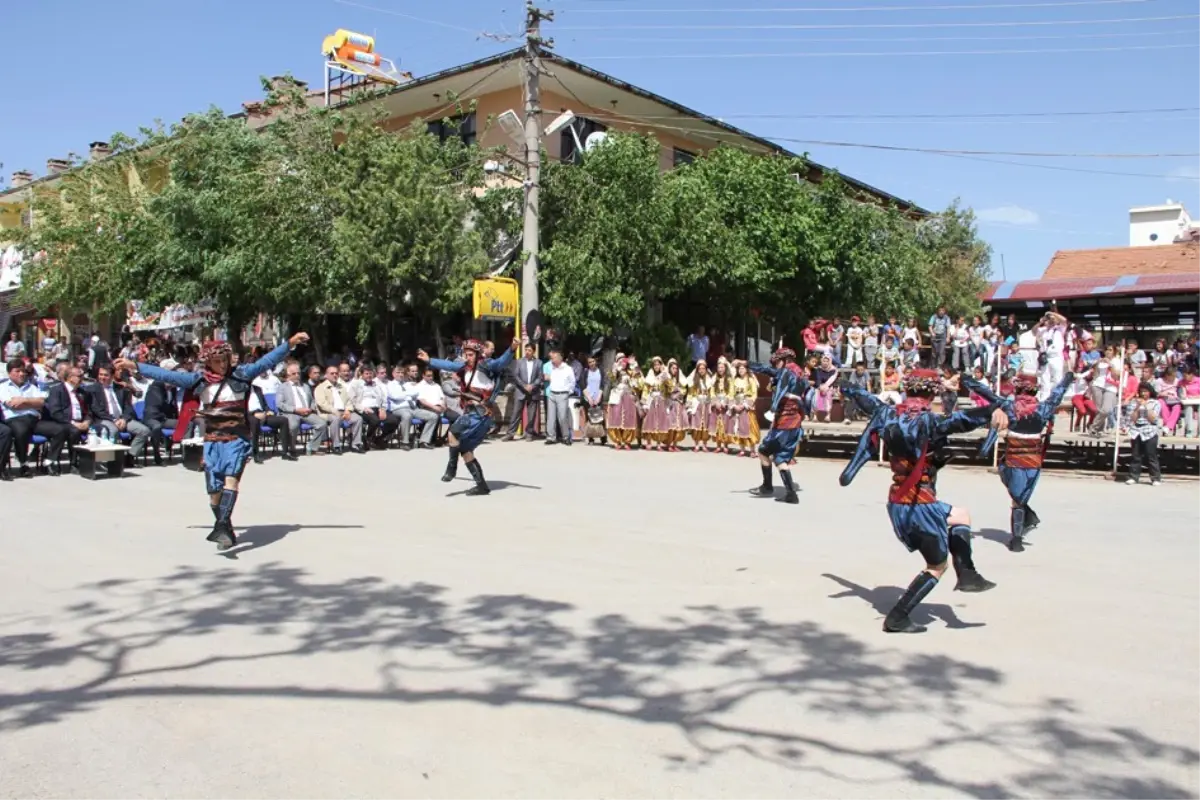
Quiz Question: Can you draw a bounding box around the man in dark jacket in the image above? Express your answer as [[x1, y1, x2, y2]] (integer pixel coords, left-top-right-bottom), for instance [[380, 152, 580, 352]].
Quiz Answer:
[[86, 364, 151, 461], [142, 362, 181, 465]]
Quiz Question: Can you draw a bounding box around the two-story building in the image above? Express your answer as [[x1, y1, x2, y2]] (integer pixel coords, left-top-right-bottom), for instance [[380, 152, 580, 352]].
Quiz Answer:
[[0, 45, 923, 354]]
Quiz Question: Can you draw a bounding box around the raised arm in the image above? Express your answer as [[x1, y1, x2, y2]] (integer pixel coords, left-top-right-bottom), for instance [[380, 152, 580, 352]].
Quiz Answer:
[[124, 361, 202, 390], [749, 362, 781, 379], [1036, 371, 1074, 423], [936, 403, 998, 438], [483, 346, 515, 376], [234, 338, 296, 381], [841, 382, 884, 417]]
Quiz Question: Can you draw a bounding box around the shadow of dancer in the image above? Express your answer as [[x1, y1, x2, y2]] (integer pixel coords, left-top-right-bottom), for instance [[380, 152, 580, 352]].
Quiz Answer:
[[823, 573, 985, 631], [446, 479, 541, 497], [977, 528, 1030, 548], [187, 524, 365, 559]]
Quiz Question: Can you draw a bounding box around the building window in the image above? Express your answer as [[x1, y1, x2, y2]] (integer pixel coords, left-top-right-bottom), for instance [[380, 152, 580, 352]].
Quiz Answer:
[[427, 112, 477, 147], [561, 117, 608, 165], [673, 147, 697, 168]]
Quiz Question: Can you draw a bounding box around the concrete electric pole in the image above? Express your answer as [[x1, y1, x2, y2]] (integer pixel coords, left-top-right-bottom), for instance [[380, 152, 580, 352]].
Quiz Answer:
[[521, 1, 552, 337]]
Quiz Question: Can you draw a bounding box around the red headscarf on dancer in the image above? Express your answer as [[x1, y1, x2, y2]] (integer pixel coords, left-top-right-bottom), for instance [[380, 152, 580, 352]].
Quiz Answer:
[[199, 340, 233, 384], [772, 345, 797, 362], [1012, 373, 1040, 418]]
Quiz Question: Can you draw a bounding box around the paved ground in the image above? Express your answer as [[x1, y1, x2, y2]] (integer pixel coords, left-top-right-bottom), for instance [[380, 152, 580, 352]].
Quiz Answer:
[[1, 442, 1197, 799]]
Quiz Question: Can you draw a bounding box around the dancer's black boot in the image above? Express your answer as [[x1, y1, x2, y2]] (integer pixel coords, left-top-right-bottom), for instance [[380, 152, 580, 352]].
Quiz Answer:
[[883, 571, 939, 633], [750, 464, 774, 497], [1023, 504, 1040, 532], [441, 446, 460, 482], [205, 488, 239, 551], [1008, 506, 1026, 553], [776, 469, 799, 504], [465, 458, 490, 496], [950, 525, 996, 592]]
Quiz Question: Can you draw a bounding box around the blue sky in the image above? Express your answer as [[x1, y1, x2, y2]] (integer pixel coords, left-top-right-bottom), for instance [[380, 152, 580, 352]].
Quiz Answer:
[[1, 0, 1197, 281]]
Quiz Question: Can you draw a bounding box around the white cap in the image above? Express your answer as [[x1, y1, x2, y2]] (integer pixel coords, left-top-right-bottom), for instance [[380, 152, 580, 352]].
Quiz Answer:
[[159, 358, 178, 370]]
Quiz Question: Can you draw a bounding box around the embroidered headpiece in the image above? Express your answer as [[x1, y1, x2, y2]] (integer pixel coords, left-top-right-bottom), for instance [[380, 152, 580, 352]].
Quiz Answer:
[[772, 346, 797, 361], [901, 368, 941, 397], [199, 340, 232, 362], [461, 339, 485, 355], [1012, 373, 1038, 395]]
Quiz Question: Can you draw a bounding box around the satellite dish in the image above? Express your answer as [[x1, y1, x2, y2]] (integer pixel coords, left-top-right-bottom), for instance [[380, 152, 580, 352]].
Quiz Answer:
[[584, 131, 609, 152]]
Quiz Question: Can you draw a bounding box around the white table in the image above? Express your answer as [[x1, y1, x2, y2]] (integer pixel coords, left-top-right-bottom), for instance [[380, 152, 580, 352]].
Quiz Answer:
[[76, 442, 131, 480]]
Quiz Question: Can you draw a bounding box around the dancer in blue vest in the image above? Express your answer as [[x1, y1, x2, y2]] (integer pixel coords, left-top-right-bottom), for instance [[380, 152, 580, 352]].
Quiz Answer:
[[747, 345, 812, 504], [115, 332, 308, 550], [965, 370, 1073, 553], [418, 337, 517, 496], [841, 368, 1000, 633]]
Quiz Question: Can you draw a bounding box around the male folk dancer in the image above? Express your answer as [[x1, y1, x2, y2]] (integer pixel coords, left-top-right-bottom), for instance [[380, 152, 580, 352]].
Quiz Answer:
[[841, 369, 999, 633], [966, 370, 1073, 553], [418, 337, 517, 496], [748, 346, 811, 505], [115, 333, 308, 550]]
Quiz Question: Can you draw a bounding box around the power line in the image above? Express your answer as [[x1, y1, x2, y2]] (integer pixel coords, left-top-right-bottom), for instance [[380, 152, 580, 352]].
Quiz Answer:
[[576, 42, 1199, 57], [569, 109, 1200, 162], [578, 29, 1195, 43], [590, 106, 1200, 121], [556, 12, 1199, 29], [941, 152, 1200, 180], [562, 0, 1161, 13], [331, 0, 485, 35]]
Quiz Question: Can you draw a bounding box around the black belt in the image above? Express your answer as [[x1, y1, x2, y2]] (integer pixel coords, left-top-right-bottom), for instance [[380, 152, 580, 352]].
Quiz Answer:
[[551, 390, 571, 395]]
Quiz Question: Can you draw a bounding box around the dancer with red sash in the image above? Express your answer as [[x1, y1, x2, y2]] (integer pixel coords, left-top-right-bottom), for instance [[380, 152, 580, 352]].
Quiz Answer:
[[115, 333, 307, 550], [841, 368, 1000, 633], [418, 337, 517, 496], [966, 370, 1073, 553]]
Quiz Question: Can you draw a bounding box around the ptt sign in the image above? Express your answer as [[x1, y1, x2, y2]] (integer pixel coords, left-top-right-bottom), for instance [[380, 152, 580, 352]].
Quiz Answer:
[[472, 277, 519, 323]]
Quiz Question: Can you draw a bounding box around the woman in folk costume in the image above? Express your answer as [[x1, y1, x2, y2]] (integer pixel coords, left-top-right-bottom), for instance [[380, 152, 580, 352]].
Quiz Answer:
[[418, 337, 517, 496], [641, 356, 670, 450], [606, 354, 641, 450], [663, 358, 688, 451], [114, 333, 308, 551], [709, 358, 734, 453], [840, 368, 1000, 633], [729, 360, 761, 456], [685, 360, 714, 451], [965, 368, 1073, 553]]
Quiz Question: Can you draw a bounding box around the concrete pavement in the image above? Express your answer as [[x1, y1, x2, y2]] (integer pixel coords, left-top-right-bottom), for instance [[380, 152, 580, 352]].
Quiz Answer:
[[1, 442, 1197, 798]]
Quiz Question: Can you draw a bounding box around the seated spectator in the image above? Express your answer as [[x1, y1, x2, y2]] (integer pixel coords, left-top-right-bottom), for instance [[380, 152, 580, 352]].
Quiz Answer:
[[1, 358, 69, 476], [1155, 365, 1182, 435], [440, 370, 463, 423], [878, 363, 903, 406], [46, 365, 93, 465], [1069, 369, 1097, 430], [349, 364, 396, 449], [812, 354, 838, 423], [843, 362, 872, 424], [141, 360, 181, 465], [314, 364, 364, 454], [412, 366, 446, 449], [249, 383, 297, 463], [385, 364, 421, 450], [969, 366, 994, 409], [899, 340, 920, 373], [1179, 364, 1200, 438], [276, 360, 330, 455], [86, 364, 151, 465]]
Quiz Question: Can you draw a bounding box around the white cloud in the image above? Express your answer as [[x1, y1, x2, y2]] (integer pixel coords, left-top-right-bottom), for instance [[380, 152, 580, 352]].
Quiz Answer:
[[977, 205, 1040, 227], [1167, 164, 1200, 183]]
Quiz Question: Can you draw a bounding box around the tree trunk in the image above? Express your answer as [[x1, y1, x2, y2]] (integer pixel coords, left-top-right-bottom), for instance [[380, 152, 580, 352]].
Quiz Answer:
[[432, 316, 446, 359], [374, 320, 390, 367]]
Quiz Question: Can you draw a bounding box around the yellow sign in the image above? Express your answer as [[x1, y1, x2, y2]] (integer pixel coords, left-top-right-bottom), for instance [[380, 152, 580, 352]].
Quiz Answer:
[[473, 276, 519, 324]]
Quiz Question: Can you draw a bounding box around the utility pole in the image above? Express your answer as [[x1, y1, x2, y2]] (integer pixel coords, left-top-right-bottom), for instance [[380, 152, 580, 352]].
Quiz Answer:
[[521, 1, 552, 338]]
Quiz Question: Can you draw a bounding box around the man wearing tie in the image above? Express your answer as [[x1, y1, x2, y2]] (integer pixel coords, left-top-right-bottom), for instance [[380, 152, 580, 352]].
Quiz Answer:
[[46, 365, 92, 470], [504, 342, 543, 440], [276, 360, 330, 455], [87, 364, 152, 463]]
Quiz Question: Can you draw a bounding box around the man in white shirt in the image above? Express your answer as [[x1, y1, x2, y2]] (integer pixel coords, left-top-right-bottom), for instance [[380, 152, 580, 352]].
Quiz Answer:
[[350, 364, 396, 448], [544, 348, 577, 446], [411, 366, 445, 449], [386, 363, 422, 450], [1, 358, 69, 476]]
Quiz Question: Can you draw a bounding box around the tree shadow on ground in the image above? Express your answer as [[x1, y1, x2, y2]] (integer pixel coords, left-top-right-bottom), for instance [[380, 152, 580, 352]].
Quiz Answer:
[[0, 565, 1194, 798]]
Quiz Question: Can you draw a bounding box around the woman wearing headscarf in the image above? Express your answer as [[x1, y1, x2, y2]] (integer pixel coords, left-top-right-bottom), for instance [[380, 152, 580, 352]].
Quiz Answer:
[[663, 358, 687, 452], [640, 356, 670, 451], [605, 354, 641, 450], [685, 360, 714, 451], [729, 360, 760, 456]]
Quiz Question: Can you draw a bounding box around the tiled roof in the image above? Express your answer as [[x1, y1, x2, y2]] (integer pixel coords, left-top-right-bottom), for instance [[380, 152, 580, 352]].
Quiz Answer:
[[983, 272, 1200, 302], [1042, 242, 1198, 279]]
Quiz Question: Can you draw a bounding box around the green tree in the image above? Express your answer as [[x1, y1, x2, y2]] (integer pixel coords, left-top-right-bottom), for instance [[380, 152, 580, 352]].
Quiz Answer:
[[540, 133, 683, 335]]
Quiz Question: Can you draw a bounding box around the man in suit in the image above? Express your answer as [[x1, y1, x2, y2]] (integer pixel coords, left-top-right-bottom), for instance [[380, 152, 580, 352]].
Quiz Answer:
[[504, 342, 543, 440], [46, 365, 92, 468], [86, 363, 152, 462], [315, 364, 364, 453], [249, 383, 297, 462], [142, 359, 181, 465], [275, 360, 330, 456]]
